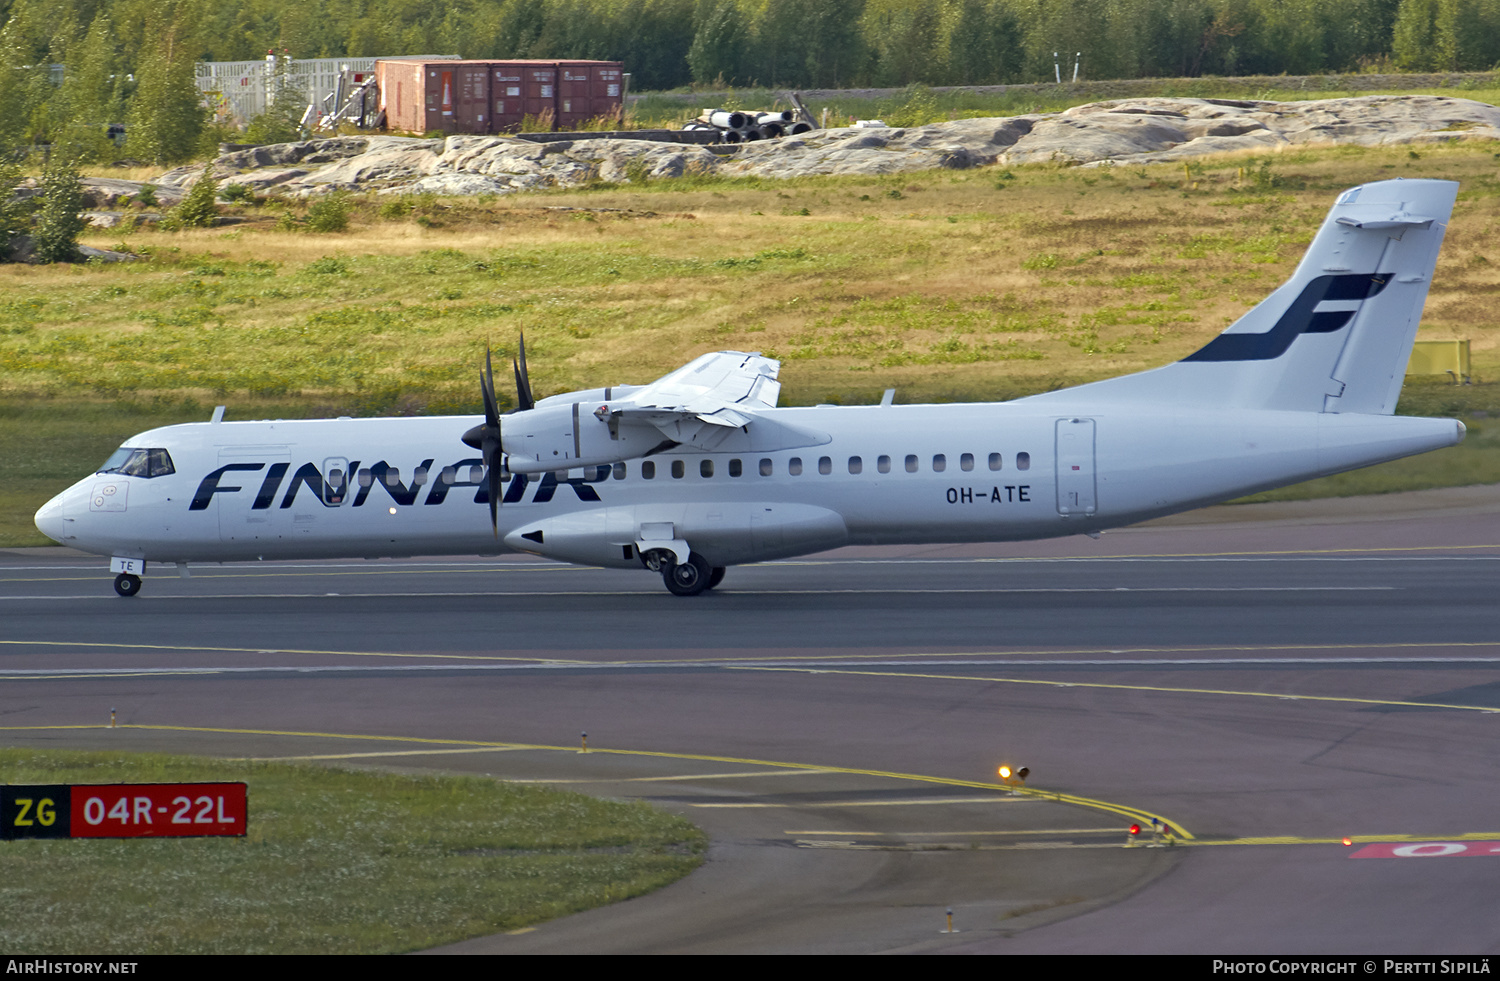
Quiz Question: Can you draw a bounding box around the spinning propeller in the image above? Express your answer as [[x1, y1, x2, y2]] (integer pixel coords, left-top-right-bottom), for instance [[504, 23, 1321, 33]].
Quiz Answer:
[[461, 334, 536, 535]]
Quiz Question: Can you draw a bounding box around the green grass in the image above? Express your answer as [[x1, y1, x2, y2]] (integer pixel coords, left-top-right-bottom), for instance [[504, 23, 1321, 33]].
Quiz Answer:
[[0, 749, 705, 954], [6, 139, 1500, 546]]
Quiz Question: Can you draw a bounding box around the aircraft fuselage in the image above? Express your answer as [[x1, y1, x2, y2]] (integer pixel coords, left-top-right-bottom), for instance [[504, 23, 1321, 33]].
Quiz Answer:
[[36, 403, 1462, 571]]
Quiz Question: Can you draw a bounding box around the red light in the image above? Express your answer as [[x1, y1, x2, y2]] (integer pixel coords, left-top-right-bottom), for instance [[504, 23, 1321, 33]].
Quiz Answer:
[[1342, 837, 1353, 846], [1128, 824, 1141, 836]]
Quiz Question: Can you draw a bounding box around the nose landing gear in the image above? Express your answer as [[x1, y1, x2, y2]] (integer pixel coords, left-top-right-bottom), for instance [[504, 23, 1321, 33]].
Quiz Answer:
[[113, 573, 142, 597], [641, 547, 725, 596], [663, 553, 712, 596]]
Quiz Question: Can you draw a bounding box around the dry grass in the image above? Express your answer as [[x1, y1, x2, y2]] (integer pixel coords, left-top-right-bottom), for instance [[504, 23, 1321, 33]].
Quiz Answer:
[[4, 139, 1499, 546], [14, 139, 1500, 410]]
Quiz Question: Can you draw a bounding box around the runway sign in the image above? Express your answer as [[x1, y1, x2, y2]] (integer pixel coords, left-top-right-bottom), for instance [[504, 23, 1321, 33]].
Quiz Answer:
[[1350, 841, 1500, 859], [0, 784, 247, 839]]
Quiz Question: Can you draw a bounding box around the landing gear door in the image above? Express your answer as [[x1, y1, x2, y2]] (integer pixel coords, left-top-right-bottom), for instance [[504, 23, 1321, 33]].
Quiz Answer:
[[216, 445, 291, 542], [1055, 418, 1097, 516]]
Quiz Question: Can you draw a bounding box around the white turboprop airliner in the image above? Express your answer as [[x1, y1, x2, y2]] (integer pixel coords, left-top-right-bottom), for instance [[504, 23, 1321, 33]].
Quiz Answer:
[[36, 178, 1465, 597]]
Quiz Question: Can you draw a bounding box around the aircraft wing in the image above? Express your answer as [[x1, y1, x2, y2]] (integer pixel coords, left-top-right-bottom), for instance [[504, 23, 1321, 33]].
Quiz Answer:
[[617, 351, 781, 420], [605, 352, 826, 452]]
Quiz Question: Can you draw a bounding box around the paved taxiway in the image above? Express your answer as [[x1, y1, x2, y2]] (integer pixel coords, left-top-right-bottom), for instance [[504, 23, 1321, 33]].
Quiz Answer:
[[3, 485, 1498, 953]]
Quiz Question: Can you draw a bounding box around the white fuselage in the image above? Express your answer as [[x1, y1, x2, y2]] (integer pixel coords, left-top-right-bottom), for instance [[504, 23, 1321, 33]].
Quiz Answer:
[[34, 403, 1464, 571]]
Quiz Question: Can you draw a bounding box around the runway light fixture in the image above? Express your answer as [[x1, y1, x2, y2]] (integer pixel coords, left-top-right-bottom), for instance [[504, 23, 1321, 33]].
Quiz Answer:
[[997, 764, 1030, 787]]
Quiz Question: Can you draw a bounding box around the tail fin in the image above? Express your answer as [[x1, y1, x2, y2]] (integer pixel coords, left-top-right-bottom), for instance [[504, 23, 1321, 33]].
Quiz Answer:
[[1022, 179, 1457, 414]]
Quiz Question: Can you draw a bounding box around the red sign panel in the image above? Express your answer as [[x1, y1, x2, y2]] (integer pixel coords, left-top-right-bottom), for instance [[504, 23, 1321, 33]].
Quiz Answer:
[[71, 783, 247, 838], [1350, 840, 1500, 859]]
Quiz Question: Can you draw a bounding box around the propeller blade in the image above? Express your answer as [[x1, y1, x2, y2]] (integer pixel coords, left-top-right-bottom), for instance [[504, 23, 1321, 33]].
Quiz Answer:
[[486, 438, 502, 536], [460, 346, 508, 536], [514, 331, 535, 411], [482, 348, 501, 427]]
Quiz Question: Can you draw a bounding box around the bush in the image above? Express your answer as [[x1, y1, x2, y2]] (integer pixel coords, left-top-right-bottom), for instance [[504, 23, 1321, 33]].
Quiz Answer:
[[32, 157, 87, 263], [0, 160, 31, 261], [220, 182, 256, 204], [306, 193, 349, 233], [162, 172, 220, 230]]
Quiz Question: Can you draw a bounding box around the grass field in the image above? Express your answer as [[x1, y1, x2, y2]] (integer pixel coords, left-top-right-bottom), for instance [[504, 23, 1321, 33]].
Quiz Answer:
[[0, 749, 705, 954], [6, 136, 1499, 546]]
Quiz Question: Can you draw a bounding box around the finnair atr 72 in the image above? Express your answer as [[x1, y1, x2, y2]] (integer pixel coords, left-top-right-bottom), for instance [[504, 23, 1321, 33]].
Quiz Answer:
[[35, 179, 1465, 597]]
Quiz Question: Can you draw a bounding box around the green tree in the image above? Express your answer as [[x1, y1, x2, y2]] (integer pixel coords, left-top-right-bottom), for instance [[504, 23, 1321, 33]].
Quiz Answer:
[[863, 0, 943, 86], [243, 53, 306, 144], [950, 0, 1024, 84], [0, 21, 54, 148], [52, 12, 126, 162], [0, 158, 32, 261], [125, 3, 206, 165], [31, 153, 86, 263], [688, 0, 750, 84]]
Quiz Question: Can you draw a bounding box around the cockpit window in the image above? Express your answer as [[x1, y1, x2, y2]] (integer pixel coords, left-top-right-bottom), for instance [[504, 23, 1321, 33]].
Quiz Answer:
[[98, 447, 175, 478]]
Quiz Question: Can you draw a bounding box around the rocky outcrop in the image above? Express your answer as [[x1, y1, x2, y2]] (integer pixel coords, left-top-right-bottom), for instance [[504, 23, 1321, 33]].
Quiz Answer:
[[139, 95, 1500, 199]]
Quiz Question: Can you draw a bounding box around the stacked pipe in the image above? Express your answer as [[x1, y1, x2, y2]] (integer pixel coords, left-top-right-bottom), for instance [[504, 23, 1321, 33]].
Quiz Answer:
[[686, 108, 814, 143]]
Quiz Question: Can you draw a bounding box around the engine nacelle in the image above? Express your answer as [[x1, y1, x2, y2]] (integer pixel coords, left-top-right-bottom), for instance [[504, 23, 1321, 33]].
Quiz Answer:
[[502, 402, 663, 474]]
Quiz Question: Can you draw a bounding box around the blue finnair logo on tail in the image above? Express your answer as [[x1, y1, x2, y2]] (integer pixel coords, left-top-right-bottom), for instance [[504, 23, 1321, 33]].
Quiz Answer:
[[1184, 273, 1390, 363]]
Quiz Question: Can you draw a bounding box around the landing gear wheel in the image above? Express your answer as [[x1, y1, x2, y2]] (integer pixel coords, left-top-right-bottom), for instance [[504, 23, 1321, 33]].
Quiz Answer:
[[663, 554, 712, 597], [113, 573, 141, 597], [706, 567, 726, 590]]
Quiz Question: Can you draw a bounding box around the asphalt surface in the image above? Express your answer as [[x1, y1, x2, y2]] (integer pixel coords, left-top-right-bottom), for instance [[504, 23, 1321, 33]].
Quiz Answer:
[[3, 485, 1498, 954]]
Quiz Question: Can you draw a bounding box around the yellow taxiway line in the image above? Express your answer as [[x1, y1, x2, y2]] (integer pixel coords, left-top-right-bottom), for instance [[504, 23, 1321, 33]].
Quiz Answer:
[[0, 721, 1193, 839]]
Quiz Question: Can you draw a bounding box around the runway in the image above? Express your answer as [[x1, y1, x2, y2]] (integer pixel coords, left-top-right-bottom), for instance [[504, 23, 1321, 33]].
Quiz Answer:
[[3, 486, 1499, 953]]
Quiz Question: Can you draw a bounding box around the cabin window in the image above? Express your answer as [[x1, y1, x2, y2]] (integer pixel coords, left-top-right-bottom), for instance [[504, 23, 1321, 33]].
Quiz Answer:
[[932, 454, 946, 473], [1017, 452, 1031, 471], [789, 457, 803, 476], [413, 466, 428, 485], [960, 453, 974, 472], [759, 458, 773, 476], [613, 462, 627, 479], [358, 468, 373, 488], [671, 460, 685, 479], [905, 454, 918, 473], [642, 461, 656, 479], [384, 468, 402, 487], [877, 455, 891, 474], [701, 459, 714, 478], [848, 456, 862, 475], [440, 466, 456, 485], [729, 459, 743, 477], [469, 465, 484, 483], [988, 452, 1002, 471], [818, 456, 832, 475]]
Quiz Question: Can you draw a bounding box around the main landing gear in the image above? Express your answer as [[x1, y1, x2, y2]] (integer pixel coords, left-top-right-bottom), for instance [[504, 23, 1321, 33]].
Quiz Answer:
[[643, 549, 725, 597], [113, 573, 142, 597]]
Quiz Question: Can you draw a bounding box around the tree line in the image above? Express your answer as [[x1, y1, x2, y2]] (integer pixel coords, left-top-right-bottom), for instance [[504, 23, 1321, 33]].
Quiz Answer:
[[3, 0, 1500, 164]]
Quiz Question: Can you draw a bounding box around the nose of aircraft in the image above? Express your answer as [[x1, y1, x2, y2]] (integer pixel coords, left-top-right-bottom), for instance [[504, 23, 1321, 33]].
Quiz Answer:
[[34, 491, 69, 544]]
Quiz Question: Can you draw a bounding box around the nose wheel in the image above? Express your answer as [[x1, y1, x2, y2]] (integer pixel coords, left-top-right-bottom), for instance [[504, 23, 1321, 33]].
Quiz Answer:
[[113, 573, 142, 597]]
